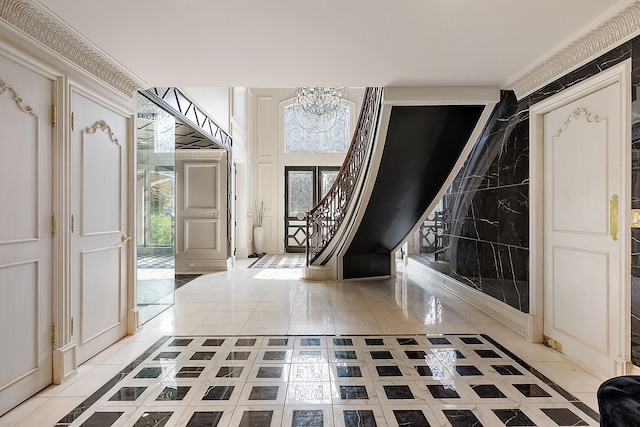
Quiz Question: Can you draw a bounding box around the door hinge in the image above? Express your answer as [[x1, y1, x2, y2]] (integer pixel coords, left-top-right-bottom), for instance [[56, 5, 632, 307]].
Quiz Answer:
[[71, 112, 75, 131], [70, 317, 74, 336], [51, 105, 57, 126], [543, 335, 562, 353], [51, 215, 57, 235], [51, 324, 57, 346], [71, 214, 75, 233]]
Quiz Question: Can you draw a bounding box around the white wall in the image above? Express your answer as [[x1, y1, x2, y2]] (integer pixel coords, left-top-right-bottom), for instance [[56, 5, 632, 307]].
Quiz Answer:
[[249, 88, 365, 254]]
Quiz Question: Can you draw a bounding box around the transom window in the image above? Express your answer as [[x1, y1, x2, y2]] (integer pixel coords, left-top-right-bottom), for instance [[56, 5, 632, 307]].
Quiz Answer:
[[284, 104, 350, 153]]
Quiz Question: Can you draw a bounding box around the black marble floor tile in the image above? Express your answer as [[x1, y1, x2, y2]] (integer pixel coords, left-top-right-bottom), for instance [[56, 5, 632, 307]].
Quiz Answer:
[[375, 365, 402, 376], [337, 365, 362, 377], [383, 385, 414, 399], [370, 350, 393, 359], [226, 351, 251, 360], [263, 350, 287, 360], [540, 408, 588, 426], [154, 351, 180, 360], [405, 350, 429, 359], [456, 365, 484, 376], [203, 338, 225, 346], [397, 337, 419, 345], [334, 338, 354, 346], [340, 385, 369, 400], [186, 411, 223, 427], [79, 412, 123, 427], [268, 338, 289, 346], [343, 409, 378, 427], [335, 350, 358, 359], [443, 409, 483, 427], [471, 384, 506, 398], [393, 410, 430, 426], [169, 338, 193, 346], [239, 410, 273, 427], [256, 366, 283, 378], [428, 337, 451, 345], [135, 367, 164, 379], [475, 349, 502, 358], [492, 408, 536, 426], [460, 337, 484, 345], [249, 385, 279, 400], [301, 338, 321, 346], [236, 338, 257, 346], [156, 385, 190, 401], [292, 409, 323, 426], [365, 338, 384, 346], [492, 364, 524, 375], [513, 383, 552, 397], [427, 384, 461, 399], [108, 386, 147, 401], [175, 366, 205, 378], [415, 365, 434, 376], [132, 411, 173, 427], [191, 351, 216, 360], [202, 385, 234, 400], [216, 366, 243, 378]]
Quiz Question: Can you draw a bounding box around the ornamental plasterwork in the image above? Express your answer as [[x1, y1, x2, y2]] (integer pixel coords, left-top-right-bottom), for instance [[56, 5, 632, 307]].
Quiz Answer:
[[174, 149, 224, 159], [84, 120, 120, 146], [504, 1, 640, 100], [553, 107, 603, 138], [0, 77, 36, 116], [0, 0, 144, 97]]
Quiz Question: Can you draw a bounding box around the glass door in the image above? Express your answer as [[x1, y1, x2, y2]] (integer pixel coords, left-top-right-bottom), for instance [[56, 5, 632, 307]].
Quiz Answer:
[[136, 95, 176, 324], [285, 166, 339, 252]]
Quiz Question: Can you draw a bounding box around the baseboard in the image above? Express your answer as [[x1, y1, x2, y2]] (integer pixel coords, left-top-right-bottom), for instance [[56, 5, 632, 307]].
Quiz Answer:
[[407, 258, 533, 340], [175, 258, 232, 273], [53, 342, 77, 384]]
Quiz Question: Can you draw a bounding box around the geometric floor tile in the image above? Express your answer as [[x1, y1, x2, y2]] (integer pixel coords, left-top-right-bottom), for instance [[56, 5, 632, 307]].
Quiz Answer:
[[54, 334, 600, 426]]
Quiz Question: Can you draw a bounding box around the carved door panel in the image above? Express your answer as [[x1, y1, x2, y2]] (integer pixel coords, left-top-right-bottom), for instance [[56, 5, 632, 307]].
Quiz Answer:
[[0, 55, 53, 415], [70, 90, 129, 364]]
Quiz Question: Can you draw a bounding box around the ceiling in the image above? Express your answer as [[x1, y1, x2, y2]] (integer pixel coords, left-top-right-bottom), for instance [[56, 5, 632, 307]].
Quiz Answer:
[[34, 0, 628, 89]]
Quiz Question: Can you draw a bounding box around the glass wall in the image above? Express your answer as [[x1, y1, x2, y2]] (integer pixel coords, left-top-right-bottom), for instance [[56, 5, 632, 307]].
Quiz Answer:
[[136, 94, 176, 324]]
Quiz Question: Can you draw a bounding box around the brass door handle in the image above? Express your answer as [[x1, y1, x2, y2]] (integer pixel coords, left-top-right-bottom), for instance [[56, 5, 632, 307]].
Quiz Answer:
[[121, 234, 131, 243]]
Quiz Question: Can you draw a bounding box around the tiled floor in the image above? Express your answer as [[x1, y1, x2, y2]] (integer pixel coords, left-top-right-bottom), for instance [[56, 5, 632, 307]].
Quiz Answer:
[[0, 258, 605, 426]]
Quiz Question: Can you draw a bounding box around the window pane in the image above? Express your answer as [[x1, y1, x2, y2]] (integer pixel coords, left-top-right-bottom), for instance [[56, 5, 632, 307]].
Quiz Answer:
[[320, 171, 339, 198], [284, 105, 350, 153], [288, 171, 313, 216]]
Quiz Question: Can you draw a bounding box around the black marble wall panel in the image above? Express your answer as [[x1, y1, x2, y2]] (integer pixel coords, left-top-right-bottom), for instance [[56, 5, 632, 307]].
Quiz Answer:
[[435, 39, 633, 315]]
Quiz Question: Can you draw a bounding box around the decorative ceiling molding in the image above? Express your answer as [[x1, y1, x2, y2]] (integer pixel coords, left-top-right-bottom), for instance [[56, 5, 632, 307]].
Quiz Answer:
[[175, 149, 224, 159], [0, 0, 145, 97], [504, 1, 640, 100]]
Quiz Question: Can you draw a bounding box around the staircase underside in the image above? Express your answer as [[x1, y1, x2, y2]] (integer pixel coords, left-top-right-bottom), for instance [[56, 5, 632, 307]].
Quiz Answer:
[[342, 104, 485, 279]]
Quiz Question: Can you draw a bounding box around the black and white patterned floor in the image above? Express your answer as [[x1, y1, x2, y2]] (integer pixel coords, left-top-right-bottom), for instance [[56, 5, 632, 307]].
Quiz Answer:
[[249, 254, 307, 269], [54, 334, 598, 427]]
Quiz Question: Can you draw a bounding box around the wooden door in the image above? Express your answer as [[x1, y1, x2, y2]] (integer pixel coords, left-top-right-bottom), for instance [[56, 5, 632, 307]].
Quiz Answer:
[[543, 81, 625, 376], [70, 91, 129, 364], [0, 55, 53, 415]]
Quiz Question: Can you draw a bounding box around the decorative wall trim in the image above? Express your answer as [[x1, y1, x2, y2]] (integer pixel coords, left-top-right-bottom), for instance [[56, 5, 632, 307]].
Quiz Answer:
[[0, 77, 36, 116], [554, 108, 603, 138], [84, 120, 120, 146], [175, 149, 224, 160], [0, 0, 144, 97], [504, 1, 640, 99]]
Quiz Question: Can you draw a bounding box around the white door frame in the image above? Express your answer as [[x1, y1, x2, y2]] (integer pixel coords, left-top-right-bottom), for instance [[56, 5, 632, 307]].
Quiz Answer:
[[529, 59, 632, 375]]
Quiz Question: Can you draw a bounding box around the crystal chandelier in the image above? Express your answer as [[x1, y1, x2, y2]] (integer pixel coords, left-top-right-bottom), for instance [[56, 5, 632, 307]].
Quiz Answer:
[[290, 87, 349, 133]]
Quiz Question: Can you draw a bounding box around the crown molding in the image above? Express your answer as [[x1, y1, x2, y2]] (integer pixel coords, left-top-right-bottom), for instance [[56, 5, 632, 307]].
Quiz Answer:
[[175, 149, 224, 159], [504, 0, 640, 100], [0, 0, 145, 97]]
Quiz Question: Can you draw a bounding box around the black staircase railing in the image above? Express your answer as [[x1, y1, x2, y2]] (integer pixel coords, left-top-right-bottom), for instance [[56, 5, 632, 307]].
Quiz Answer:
[[306, 87, 383, 265]]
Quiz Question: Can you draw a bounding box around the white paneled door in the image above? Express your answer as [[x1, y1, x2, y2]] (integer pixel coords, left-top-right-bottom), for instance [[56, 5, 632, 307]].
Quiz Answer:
[[543, 80, 626, 377], [71, 91, 129, 364], [0, 55, 53, 415]]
